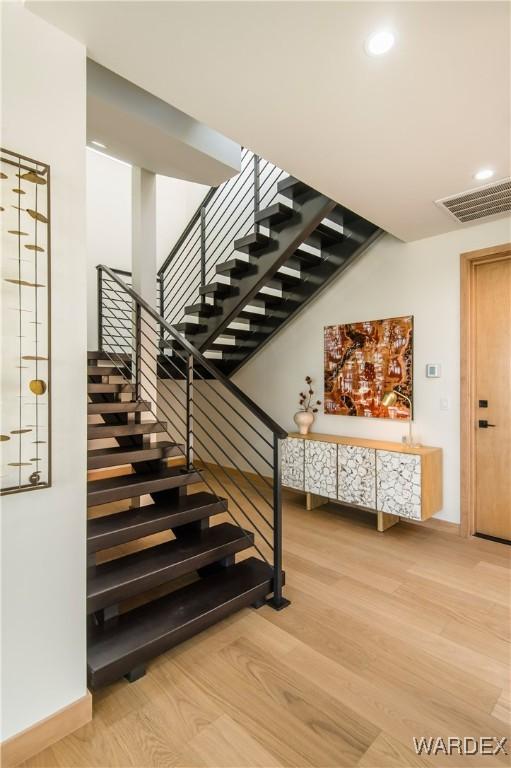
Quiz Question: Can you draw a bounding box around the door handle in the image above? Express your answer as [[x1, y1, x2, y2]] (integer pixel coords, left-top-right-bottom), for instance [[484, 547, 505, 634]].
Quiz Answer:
[[478, 420, 497, 428]]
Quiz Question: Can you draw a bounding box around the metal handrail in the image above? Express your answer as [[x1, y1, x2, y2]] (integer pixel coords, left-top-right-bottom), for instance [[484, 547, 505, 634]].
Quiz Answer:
[[158, 186, 217, 276], [156, 149, 285, 328], [98, 264, 287, 439]]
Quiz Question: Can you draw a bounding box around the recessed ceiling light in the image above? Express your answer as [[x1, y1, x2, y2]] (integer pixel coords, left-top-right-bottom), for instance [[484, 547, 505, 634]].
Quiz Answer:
[[90, 140, 106, 149], [365, 29, 395, 56], [474, 168, 494, 181]]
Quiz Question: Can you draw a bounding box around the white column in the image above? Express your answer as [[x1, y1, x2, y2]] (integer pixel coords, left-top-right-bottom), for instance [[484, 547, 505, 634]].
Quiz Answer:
[[131, 167, 158, 420]]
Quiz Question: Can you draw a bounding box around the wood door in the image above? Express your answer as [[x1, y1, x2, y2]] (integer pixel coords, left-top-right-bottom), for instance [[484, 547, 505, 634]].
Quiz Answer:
[[474, 256, 511, 541]]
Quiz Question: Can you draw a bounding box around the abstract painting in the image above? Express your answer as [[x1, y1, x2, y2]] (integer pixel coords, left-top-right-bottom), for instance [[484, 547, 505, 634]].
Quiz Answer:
[[324, 316, 413, 419]]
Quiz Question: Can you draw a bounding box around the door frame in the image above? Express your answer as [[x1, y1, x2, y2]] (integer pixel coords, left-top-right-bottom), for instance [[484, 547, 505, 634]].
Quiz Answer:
[[460, 242, 511, 537]]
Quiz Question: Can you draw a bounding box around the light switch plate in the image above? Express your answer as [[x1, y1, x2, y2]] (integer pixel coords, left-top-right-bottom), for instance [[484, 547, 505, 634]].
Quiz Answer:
[[426, 363, 441, 378]]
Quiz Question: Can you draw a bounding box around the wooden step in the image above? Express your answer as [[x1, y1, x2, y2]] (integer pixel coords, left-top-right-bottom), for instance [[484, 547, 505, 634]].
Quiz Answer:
[[87, 421, 166, 440], [184, 302, 222, 318], [233, 232, 273, 254], [87, 401, 151, 415], [87, 441, 183, 470], [254, 202, 295, 228], [173, 322, 208, 335], [87, 492, 226, 552], [88, 351, 131, 362], [277, 175, 312, 200], [199, 282, 239, 299], [87, 557, 274, 688], [88, 383, 134, 394], [87, 522, 254, 613], [215, 258, 257, 278], [87, 466, 201, 506], [88, 366, 128, 376]]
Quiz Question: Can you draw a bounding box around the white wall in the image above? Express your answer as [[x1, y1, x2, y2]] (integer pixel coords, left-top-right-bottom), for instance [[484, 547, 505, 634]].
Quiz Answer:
[[156, 175, 209, 266], [86, 149, 208, 347], [0, 1, 87, 741], [233, 217, 511, 524]]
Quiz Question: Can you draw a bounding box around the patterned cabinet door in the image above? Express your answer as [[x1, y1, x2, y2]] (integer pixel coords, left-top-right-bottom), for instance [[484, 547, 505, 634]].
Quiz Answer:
[[337, 445, 376, 508], [281, 438, 305, 490], [304, 440, 337, 498], [376, 451, 422, 519]]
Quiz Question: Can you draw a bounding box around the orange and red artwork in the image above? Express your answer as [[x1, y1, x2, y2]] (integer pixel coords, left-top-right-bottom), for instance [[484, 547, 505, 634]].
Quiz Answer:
[[324, 316, 413, 419]]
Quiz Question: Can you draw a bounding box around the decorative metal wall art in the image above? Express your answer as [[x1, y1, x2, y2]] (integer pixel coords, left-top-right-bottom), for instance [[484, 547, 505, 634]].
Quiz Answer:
[[1, 148, 51, 494]]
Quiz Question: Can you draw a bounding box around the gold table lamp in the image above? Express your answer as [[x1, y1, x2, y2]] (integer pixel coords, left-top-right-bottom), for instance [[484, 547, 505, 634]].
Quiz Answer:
[[382, 389, 415, 445]]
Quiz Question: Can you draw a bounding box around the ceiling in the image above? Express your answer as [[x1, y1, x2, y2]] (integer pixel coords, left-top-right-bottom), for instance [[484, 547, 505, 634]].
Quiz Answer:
[[87, 60, 240, 185], [28, 1, 511, 241]]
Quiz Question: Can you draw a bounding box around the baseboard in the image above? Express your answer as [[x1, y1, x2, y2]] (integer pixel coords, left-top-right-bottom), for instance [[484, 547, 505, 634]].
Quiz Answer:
[[1, 692, 92, 767], [402, 516, 461, 534]]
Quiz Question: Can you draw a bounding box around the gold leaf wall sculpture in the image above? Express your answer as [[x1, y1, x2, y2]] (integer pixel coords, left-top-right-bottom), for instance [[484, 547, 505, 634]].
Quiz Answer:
[[1, 148, 51, 494]]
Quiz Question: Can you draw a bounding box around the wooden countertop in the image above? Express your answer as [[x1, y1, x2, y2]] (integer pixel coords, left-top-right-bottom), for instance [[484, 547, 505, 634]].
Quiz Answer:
[[288, 432, 441, 456]]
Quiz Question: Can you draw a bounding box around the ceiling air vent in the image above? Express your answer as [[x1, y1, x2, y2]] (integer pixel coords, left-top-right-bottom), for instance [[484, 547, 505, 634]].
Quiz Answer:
[[435, 178, 511, 223]]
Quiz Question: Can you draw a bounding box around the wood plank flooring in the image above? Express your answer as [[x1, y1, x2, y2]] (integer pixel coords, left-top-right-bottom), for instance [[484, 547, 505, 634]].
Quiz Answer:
[[24, 491, 510, 768]]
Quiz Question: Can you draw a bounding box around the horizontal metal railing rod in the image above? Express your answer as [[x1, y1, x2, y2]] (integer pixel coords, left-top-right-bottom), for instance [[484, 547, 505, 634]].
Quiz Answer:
[[159, 186, 217, 276], [98, 265, 287, 438]]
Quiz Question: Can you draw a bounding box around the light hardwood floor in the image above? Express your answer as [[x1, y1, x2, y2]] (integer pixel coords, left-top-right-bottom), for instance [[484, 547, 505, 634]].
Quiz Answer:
[[24, 490, 510, 768]]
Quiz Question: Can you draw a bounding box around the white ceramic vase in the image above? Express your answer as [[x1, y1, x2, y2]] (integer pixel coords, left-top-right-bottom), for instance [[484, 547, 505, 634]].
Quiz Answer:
[[294, 410, 314, 435]]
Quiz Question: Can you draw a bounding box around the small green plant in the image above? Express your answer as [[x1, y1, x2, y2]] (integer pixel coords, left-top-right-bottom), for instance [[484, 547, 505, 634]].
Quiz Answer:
[[298, 376, 321, 413]]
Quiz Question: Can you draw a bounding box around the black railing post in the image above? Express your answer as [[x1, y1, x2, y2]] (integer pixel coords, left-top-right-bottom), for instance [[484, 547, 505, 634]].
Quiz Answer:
[[97, 266, 103, 352], [253, 154, 260, 233], [186, 354, 193, 469], [158, 275, 165, 347], [200, 206, 206, 286], [271, 435, 290, 610], [135, 301, 142, 401]]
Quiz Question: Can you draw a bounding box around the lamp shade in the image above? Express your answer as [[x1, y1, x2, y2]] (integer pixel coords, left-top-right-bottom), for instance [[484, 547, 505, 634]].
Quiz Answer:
[[382, 390, 398, 408]]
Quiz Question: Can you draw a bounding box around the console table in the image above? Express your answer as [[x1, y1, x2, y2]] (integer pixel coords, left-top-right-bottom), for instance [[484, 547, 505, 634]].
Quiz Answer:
[[282, 432, 443, 531]]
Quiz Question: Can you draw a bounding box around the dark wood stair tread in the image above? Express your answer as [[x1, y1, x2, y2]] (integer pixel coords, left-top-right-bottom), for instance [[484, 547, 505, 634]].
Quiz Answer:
[[87, 441, 183, 470], [87, 466, 201, 506], [277, 175, 312, 199], [87, 557, 273, 687], [87, 492, 227, 552], [88, 351, 131, 360], [88, 383, 134, 393], [254, 202, 295, 227], [233, 232, 273, 253], [216, 259, 257, 278], [87, 421, 166, 440], [184, 302, 221, 318], [87, 401, 150, 415], [199, 282, 239, 298], [88, 366, 128, 376], [87, 522, 254, 613]]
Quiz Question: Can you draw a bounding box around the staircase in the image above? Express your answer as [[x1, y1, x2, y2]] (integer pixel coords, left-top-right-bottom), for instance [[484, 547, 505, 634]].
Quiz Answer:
[[87, 336, 287, 689], [154, 151, 382, 375]]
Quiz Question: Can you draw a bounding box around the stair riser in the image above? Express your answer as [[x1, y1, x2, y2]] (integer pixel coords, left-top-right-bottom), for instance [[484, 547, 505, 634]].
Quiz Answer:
[[87, 535, 252, 614], [87, 500, 226, 552], [87, 471, 201, 506], [88, 384, 134, 394], [88, 575, 272, 688]]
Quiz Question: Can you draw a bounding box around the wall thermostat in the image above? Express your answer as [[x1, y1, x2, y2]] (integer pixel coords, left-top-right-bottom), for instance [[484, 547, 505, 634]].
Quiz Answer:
[[426, 363, 441, 378]]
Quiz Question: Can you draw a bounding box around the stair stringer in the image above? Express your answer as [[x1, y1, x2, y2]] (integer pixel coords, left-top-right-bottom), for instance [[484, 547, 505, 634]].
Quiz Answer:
[[227, 226, 384, 375], [193, 194, 337, 351]]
